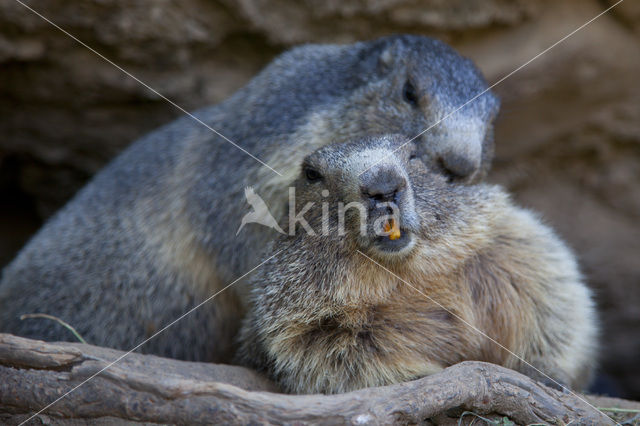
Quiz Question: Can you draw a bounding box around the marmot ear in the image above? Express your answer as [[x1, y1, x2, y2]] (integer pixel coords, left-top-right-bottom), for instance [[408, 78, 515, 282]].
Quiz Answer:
[[378, 47, 394, 71], [377, 39, 404, 72]]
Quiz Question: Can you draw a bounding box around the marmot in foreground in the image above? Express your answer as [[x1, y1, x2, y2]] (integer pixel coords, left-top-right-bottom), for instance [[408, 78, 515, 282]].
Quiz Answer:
[[0, 35, 499, 362], [235, 135, 598, 394]]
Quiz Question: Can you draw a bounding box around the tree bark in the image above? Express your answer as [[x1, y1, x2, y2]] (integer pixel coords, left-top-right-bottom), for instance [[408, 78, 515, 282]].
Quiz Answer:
[[0, 333, 632, 425]]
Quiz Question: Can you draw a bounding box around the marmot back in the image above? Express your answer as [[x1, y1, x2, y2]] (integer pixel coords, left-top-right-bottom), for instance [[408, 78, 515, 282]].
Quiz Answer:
[[0, 35, 499, 362], [235, 135, 598, 394]]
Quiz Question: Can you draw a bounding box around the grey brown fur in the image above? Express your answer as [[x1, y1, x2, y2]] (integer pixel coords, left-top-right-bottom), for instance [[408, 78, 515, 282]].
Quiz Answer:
[[236, 135, 598, 394], [0, 35, 498, 362]]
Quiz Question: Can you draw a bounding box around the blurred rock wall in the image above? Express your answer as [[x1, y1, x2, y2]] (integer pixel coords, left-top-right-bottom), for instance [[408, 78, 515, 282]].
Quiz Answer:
[[1, 0, 638, 398]]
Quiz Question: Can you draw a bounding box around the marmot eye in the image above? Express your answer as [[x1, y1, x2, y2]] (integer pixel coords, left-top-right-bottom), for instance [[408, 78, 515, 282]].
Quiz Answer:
[[304, 167, 323, 182], [402, 80, 419, 106]]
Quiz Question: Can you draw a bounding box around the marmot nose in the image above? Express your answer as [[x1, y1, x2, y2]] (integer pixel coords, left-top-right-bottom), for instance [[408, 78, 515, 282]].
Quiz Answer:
[[360, 168, 407, 205], [439, 153, 479, 181]]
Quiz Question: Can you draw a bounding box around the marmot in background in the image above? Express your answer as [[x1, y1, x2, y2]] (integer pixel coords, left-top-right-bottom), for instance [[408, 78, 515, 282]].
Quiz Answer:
[[0, 35, 499, 362], [235, 135, 598, 394]]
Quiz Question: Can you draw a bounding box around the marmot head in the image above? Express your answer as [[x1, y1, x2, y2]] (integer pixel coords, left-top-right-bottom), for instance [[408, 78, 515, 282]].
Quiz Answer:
[[285, 134, 455, 264], [327, 35, 500, 184]]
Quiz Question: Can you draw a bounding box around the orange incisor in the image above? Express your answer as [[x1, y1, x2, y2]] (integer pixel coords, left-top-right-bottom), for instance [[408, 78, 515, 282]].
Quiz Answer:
[[383, 218, 401, 240]]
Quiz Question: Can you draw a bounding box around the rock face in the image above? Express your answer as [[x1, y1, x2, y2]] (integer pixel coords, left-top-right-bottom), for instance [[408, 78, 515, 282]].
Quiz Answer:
[[0, 0, 638, 399]]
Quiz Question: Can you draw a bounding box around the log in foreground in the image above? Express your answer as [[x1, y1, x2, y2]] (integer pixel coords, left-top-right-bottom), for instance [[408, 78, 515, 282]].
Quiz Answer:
[[0, 334, 628, 425]]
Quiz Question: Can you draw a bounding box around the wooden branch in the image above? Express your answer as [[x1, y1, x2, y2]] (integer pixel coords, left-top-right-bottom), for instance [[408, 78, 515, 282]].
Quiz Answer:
[[0, 333, 632, 425]]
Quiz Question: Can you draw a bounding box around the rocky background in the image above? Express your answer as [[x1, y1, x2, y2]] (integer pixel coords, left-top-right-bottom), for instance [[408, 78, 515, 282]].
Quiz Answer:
[[0, 0, 638, 399]]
